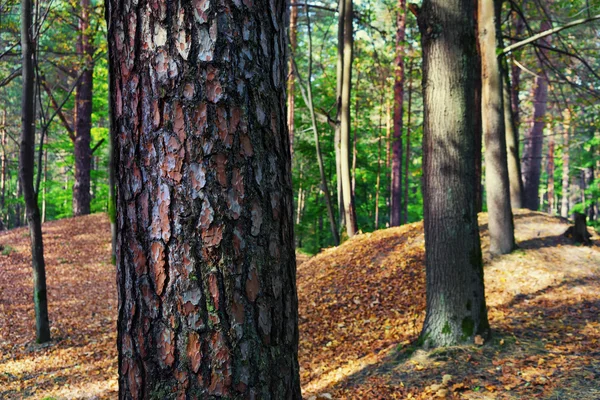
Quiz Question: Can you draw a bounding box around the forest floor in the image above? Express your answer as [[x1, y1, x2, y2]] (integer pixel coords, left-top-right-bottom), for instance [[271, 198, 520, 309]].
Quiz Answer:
[[0, 210, 599, 399]]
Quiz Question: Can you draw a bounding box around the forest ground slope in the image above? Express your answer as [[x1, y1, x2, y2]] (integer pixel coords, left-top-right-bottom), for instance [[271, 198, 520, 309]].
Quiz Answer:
[[1, 210, 599, 399]]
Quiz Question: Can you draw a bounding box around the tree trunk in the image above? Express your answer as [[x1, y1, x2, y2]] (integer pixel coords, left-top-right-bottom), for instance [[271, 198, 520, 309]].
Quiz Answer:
[[547, 130, 555, 214], [391, 0, 407, 227], [339, 0, 357, 237], [335, 0, 345, 231], [521, 20, 551, 211], [417, 0, 490, 347], [503, 60, 524, 209], [72, 0, 94, 216], [107, 0, 301, 396], [404, 59, 413, 224], [560, 109, 571, 217], [287, 3, 297, 159], [375, 95, 384, 230], [479, 0, 515, 255], [584, 164, 595, 221], [473, 4, 483, 215], [20, 0, 51, 344], [1, 110, 6, 216]]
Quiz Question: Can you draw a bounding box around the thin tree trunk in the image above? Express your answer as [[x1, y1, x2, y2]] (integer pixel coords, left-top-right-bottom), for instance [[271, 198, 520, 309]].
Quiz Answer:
[[522, 20, 551, 211], [375, 94, 384, 230], [385, 101, 392, 224], [479, 0, 515, 255], [335, 0, 345, 230], [20, 0, 51, 343], [418, 0, 490, 347], [1, 110, 6, 215], [503, 60, 524, 208], [510, 2, 525, 129], [42, 140, 47, 223], [340, 0, 358, 237], [107, 0, 302, 396], [391, 0, 407, 226], [560, 109, 571, 217], [585, 164, 595, 221], [299, 5, 340, 245], [404, 58, 413, 223], [547, 129, 555, 214], [352, 68, 360, 197], [288, 3, 298, 159], [474, 6, 483, 215], [72, 0, 94, 216]]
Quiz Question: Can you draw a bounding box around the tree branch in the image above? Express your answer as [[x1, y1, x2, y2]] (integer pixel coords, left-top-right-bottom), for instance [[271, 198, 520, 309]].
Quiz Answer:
[[502, 14, 600, 54]]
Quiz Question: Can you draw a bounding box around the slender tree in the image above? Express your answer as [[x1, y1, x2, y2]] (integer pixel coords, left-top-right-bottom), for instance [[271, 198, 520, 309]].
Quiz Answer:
[[479, 0, 515, 255], [71, 0, 96, 216], [417, 0, 490, 347], [20, 0, 51, 343], [391, 0, 407, 226], [107, 0, 301, 397], [560, 108, 571, 217], [287, 3, 298, 159], [522, 20, 551, 211]]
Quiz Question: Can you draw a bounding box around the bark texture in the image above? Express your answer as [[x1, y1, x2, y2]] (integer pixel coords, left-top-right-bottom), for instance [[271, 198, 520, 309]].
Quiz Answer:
[[503, 62, 523, 209], [391, 0, 406, 226], [521, 20, 551, 211], [73, 0, 94, 216], [417, 0, 490, 347], [479, 0, 515, 255], [287, 3, 297, 159], [106, 0, 301, 397], [20, 0, 51, 344], [546, 130, 555, 214], [560, 109, 571, 217]]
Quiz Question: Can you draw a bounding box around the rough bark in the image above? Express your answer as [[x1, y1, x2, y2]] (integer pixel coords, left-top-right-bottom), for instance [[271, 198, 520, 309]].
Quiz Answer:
[[287, 3, 297, 159], [1, 110, 6, 216], [20, 0, 51, 344], [339, 0, 357, 237], [479, 0, 515, 255], [560, 109, 571, 217], [417, 0, 490, 347], [473, 0, 483, 214], [335, 0, 345, 230], [106, 0, 301, 397], [584, 164, 595, 221], [391, 0, 406, 227], [72, 0, 94, 216], [521, 20, 551, 211], [563, 212, 592, 245]]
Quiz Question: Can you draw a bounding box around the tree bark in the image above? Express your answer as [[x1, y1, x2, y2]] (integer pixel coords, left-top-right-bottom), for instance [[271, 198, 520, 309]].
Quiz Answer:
[[1, 110, 6, 217], [546, 129, 555, 214], [287, 3, 297, 160], [107, 0, 301, 396], [391, 0, 407, 227], [473, 1, 483, 214], [72, 0, 94, 216], [339, 0, 357, 237], [560, 109, 571, 218], [522, 20, 551, 211], [335, 0, 345, 231], [404, 58, 413, 224], [479, 0, 515, 255], [20, 0, 51, 344], [417, 0, 490, 347], [503, 61, 523, 209]]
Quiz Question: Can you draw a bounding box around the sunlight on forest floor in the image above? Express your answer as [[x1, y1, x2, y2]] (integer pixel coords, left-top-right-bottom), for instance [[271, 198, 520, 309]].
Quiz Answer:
[[1, 211, 599, 399]]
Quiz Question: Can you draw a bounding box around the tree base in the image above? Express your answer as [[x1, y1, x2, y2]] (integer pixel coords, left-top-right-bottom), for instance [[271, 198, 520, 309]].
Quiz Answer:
[[563, 212, 592, 245]]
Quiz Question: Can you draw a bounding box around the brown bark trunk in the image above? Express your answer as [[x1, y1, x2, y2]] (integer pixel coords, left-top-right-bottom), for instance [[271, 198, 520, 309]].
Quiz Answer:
[[417, 0, 490, 347], [479, 0, 515, 255], [584, 164, 595, 221], [547, 129, 555, 214], [503, 59, 524, 209], [522, 20, 551, 211], [287, 3, 297, 159], [510, 3, 525, 129], [335, 0, 345, 231], [339, 0, 357, 237], [404, 59, 413, 224], [473, 6, 483, 215], [73, 0, 94, 216], [20, 0, 51, 343], [1, 110, 6, 216], [560, 109, 571, 217], [391, 0, 406, 227], [107, 0, 301, 396]]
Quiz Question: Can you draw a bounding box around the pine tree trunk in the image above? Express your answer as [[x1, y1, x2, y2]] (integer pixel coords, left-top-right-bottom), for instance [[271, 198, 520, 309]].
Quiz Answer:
[[404, 59, 413, 224], [1, 110, 6, 216], [418, 0, 490, 347], [107, 0, 301, 396], [391, 0, 406, 227], [503, 61, 523, 209], [473, 3, 483, 214], [335, 0, 345, 231], [521, 21, 551, 211], [547, 131, 555, 214], [287, 3, 297, 159], [20, 0, 51, 344], [560, 109, 571, 217], [339, 0, 357, 237], [479, 0, 515, 255], [72, 0, 94, 216]]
